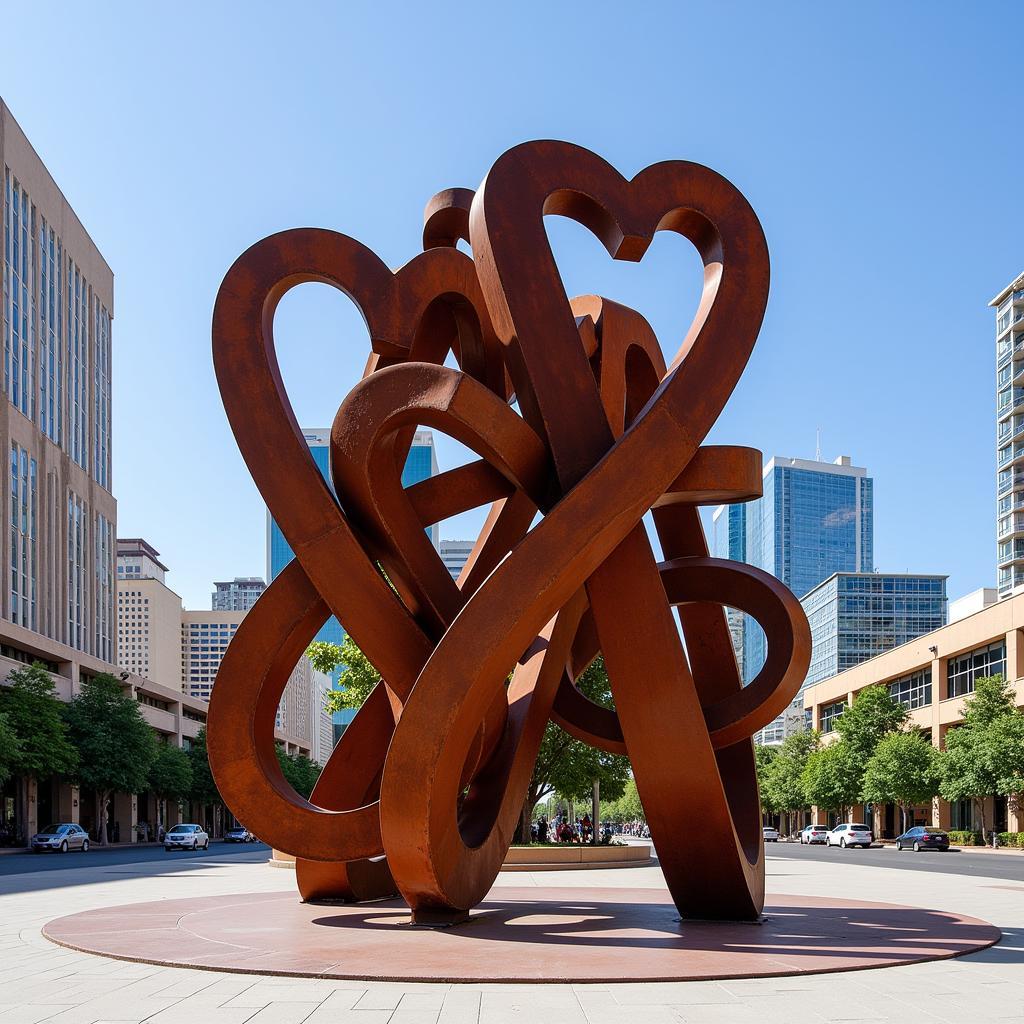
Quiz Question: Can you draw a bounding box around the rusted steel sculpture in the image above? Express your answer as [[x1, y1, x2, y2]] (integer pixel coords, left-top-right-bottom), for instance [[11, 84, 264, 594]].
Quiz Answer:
[[208, 141, 811, 924]]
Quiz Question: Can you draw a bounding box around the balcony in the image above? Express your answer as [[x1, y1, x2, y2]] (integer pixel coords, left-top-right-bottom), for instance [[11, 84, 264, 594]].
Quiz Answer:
[[998, 444, 1024, 468], [998, 388, 1024, 418], [998, 469, 1024, 494], [999, 513, 1024, 540]]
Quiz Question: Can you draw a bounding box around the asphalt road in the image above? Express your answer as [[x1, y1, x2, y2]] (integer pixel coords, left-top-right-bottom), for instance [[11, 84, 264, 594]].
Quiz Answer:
[[0, 840, 271, 878], [767, 840, 1024, 882]]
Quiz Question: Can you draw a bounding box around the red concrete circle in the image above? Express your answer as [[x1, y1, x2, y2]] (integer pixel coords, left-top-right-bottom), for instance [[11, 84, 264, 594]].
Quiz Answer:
[[42, 887, 1000, 983]]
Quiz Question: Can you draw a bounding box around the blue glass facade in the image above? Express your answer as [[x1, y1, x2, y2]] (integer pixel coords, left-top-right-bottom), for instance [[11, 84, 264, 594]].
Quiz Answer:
[[743, 457, 873, 685], [801, 573, 947, 687], [267, 430, 438, 731]]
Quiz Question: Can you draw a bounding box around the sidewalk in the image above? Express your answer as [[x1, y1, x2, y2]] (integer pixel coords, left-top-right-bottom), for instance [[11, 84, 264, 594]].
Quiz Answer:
[[0, 842, 1021, 1022]]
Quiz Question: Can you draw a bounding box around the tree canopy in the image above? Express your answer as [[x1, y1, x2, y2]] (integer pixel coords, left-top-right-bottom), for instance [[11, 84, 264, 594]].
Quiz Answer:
[[833, 684, 908, 762], [939, 675, 1021, 835], [186, 727, 221, 806], [863, 731, 941, 833], [64, 674, 157, 844], [65, 674, 156, 796], [801, 740, 859, 818], [0, 661, 77, 781], [0, 710, 21, 788], [275, 746, 322, 799], [148, 743, 193, 802], [763, 730, 820, 819], [307, 638, 376, 712]]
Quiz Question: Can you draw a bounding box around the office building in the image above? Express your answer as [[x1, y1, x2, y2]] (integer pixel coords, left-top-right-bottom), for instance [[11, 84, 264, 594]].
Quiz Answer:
[[212, 576, 265, 611], [117, 538, 184, 691], [267, 427, 439, 737], [744, 455, 873, 686], [117, 537, 167, 583], [440, 539, 474, 582], [992, 272, 1024, 598], [804, 592, 1024, 835], [0, 99, 116, 673], [711, 503, 747, 678], [801, 572, 947, 687]]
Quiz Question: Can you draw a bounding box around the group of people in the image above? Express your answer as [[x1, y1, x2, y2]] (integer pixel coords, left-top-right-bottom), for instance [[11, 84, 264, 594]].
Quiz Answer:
[[613, 818, 650, 838], [532, 814, 615, 844]]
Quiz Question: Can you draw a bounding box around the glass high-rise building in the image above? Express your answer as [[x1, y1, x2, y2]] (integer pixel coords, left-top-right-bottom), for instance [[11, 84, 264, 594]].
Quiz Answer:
[[992, 272, 1024, 598], [711, 503, 747, 678], [742, 455, 873, 687], [801, 572, 947, 688], [266, 428, 439, 736]]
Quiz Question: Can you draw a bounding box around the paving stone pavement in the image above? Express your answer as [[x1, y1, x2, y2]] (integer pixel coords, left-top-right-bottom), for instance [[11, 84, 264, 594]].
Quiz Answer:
[[1, 849, 1022, 1024]]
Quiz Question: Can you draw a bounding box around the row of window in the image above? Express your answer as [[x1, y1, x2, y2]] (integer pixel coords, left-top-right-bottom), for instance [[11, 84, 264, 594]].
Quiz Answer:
[[2, 169, 111, 488], [819, 640, 1009, 730]]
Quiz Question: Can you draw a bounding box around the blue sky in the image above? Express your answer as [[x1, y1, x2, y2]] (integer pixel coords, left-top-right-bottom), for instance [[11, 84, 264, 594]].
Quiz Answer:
[[2, 3, 1018, 607]]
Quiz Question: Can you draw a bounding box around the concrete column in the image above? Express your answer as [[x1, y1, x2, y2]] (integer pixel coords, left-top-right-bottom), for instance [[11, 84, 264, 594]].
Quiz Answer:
[[57, 781, 77, 822], [25, 776, 38, 840]]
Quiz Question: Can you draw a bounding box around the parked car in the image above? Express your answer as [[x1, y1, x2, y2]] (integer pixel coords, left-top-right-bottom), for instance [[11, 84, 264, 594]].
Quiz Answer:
[[826, 823, 873, 848], [798, 824, 830, 845], [224, 826, 253, 843], [164, 824, 209, 851], [895, 826, 950, 852], [762, 825, 780, 842], [30, 823, 89, 854]]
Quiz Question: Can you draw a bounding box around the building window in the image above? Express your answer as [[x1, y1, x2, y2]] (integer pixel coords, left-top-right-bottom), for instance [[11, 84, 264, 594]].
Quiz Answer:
[[946, 641, 1006, 699], [9, 444, 37, 631], [820, 700, 846, 734], [67, 490, 87, 651], [67, 260, 89, 471], [888, 667, 932, 710], [95, 513, 113, 662]]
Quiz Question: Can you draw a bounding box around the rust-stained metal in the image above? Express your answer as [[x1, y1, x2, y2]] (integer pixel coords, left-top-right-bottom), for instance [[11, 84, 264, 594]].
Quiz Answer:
[[208, 142, 811, 924]]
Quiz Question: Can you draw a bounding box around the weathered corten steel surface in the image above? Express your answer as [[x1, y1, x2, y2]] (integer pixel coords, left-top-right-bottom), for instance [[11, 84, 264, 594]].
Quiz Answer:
[[208, 141, 811, 924]]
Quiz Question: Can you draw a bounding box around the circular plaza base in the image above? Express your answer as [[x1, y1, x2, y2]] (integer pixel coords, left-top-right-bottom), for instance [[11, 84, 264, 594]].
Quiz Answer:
[[42, 887, 998, 984]]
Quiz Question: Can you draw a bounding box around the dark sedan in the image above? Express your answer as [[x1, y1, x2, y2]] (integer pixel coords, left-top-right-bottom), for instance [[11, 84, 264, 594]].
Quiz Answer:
[[895, 826, 950, 852], [224, 826, 253, 843]]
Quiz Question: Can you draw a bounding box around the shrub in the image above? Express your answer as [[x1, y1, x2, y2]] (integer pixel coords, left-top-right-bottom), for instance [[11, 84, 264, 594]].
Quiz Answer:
[[996, 831, 1024, 848], [946, 830, 982, 846]]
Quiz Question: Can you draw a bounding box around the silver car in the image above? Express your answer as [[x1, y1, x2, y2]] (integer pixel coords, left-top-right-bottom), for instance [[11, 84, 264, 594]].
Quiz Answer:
[[30, 822, 89, 853], [164, 823, 209, 851]]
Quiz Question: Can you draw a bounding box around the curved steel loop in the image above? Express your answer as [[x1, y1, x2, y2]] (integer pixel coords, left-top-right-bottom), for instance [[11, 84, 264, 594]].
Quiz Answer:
[[379, 142, 808, 923]]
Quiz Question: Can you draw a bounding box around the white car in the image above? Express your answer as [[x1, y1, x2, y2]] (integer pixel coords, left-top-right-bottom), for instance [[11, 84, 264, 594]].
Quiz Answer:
[[826, 823, 873, 848], [799, 824, 830, 845], [164, 824, 209, 851], [762, 826, 780, 842]]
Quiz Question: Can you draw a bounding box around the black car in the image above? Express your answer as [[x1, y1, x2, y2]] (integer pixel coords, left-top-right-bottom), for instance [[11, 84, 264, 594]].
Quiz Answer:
[[895, 826, 950, 852], [224, 826, 253, 843]]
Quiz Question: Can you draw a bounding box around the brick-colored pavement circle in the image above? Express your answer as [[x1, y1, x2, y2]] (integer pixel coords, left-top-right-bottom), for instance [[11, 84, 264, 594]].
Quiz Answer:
[[42, 887, 1000, 983]]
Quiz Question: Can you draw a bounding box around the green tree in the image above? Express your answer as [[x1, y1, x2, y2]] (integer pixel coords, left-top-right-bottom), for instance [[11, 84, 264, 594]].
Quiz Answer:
[[939, 675, 1017, 837], [755, 743, 780, 820], [187, 728, 220, 807], [523, 657, 631, 841], [764, 731, 820, 835], [989, 713, 1024, 816], [863, 732, 941, 834], [64, 674, 157, 845], [275, 745, 322, 799], [834, 685, 908, 763], [0, 710, 21, 789], [148, 743, 193, 830], [601, 777, 644, 823], [307, 638, 376, 712], [0, 662, 77, 783], [802, 742, 859, 822]]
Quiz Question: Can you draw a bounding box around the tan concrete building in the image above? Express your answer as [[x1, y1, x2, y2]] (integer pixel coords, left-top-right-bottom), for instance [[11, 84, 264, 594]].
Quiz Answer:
[[803, 591, 1024, 835], [1, 98, 118, 844], [117, 540, 184, 690]]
